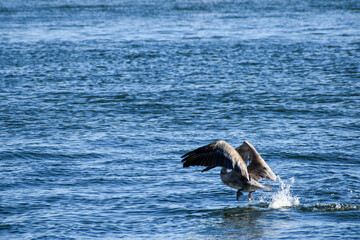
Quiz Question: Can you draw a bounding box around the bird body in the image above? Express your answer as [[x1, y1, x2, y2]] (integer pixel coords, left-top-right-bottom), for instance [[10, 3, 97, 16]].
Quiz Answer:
[[220, 167, 270, 191], [181, 140, 276, 202]]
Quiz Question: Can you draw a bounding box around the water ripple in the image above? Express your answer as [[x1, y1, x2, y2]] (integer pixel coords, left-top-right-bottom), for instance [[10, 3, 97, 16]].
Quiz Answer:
[[1, 0, 359, 239]]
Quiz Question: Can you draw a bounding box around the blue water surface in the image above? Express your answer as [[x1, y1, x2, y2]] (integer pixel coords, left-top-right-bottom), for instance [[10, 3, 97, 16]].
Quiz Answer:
[[1, 0, 360, 239]]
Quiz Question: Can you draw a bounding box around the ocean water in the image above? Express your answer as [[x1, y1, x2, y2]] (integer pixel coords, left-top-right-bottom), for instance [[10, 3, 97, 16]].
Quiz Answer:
[[0, 0, 359, 239]]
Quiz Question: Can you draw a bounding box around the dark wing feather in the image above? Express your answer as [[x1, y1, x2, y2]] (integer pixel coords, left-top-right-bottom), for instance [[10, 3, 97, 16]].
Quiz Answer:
[[181, 140, 249, 180], [236, 140, 276, 182]]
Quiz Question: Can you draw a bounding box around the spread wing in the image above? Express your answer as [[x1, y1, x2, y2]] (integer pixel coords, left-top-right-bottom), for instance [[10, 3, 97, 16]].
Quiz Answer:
[[236, 140, 276, 182], [181, 140, 249, 181]]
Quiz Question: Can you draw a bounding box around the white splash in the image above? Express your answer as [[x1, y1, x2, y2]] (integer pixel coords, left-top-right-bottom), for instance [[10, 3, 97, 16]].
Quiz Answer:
[[268, 176, 300, 209]]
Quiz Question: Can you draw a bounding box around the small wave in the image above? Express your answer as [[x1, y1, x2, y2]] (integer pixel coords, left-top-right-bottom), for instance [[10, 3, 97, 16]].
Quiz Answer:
[[304, 203, 360, 212], [0, 151, 104, 161], [268, 177, 300, 209]]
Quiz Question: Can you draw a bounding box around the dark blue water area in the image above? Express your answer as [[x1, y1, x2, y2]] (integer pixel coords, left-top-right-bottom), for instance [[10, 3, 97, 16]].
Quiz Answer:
[[1, 0, 360, 239]]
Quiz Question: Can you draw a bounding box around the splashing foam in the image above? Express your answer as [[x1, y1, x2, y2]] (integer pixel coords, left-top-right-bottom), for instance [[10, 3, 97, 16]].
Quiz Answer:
[[268, 176, 300, 209]]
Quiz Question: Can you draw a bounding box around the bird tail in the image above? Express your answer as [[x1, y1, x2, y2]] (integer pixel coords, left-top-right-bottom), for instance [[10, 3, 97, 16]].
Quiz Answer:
[[262, 185, 272, 191]]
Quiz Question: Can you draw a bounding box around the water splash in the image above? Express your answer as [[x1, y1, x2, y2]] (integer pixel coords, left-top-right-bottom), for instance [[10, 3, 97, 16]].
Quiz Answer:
[[268, 176, 300, 209]]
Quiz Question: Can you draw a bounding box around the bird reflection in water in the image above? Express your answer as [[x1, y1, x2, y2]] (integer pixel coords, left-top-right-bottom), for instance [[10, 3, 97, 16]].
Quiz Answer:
[[222, 207, 266, 239], [198, 207, 267, 239]]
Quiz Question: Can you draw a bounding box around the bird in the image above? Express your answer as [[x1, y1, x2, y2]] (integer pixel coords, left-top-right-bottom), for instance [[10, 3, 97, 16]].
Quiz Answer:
[[181, 140, 276, 203]]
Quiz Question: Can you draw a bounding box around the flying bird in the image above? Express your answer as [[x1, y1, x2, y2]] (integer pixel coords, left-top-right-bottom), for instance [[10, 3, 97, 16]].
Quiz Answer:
[[181, 140, 276, 202]]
